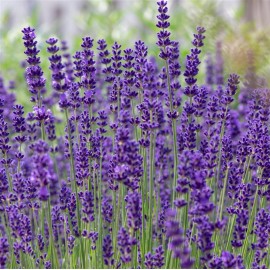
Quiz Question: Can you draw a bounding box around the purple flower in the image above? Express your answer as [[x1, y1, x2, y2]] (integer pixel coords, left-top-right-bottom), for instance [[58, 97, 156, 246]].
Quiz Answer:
[[156, 1, 172, 60], [81, 191, 94, 223], [153, 245, 165, 268], [183, 26, 206, 89], [12, 104, 27, 144], [0, 169, 8, 193], [117, 227, 136, 264], [102, 234, 114, 266], [165, 209, 194, 268], [97, 39, 112, 83], [110, 127, 143, 190], [102, 196, 113, 224], [252, 209, 270, 268], [30, 140, 55, 201], [47, 37, 69, 93], [0, 237, 9, 268], [22, 27, 46, 103], [126, 191, 142, 232], [68, 235, 76, 255], [144, 252, 154, 268]]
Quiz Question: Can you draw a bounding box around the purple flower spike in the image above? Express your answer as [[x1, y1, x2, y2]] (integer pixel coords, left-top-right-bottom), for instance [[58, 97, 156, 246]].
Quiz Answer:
[[103, 234, 114, 266], [126, 191, 142, 232], [22, 27, 46, 103], [165, 209, 194, 268], [0, 237, 9, 268], [117, 227, 136, 264]]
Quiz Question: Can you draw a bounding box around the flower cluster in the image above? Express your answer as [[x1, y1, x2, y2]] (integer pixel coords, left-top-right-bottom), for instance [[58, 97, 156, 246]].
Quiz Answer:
[[0, 1, 269, 269]]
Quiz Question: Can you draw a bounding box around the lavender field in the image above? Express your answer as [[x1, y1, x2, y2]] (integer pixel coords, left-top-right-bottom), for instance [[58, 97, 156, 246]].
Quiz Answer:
[[0, 0, 270, 269]]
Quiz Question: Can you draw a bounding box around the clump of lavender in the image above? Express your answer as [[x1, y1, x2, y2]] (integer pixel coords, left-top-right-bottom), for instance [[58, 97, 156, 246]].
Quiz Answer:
[[0, 1, 269, 269]]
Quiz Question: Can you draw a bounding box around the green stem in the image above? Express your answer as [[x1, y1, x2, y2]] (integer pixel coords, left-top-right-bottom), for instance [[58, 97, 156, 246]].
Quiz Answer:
[[142, 146, 148, 257], [4, 152, 12, 192], [98, 146, 103, 268], [218, 167, 229, 221], [41, 120, 46, 141], [183, 189, 190, 233], [46, 200, 59, 268], [117, 84, 121, 119], [225, 214, 236, 251], [63, 214, 69, 269], [215, 106, 228, 187], [112, 189, 118, 257], [164, 59, 178, 204], [241, 186, 259, 259], [131, 99, 139, 141], [147, 130, 155, 253]]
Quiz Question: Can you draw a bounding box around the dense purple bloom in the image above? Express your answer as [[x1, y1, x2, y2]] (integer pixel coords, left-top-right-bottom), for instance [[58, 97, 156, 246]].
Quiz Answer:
[[0, 237, 9, 268], [12, 105, 27, 144], [184, 26, 206, 89], [81, 191, 94, 223], [144, 252, 154, 268], [7, 205, 32, 243], [45, 260, 52, 269], [230, 183, 253, 248], [81, 37, 96, 95], [37, 234, 44, 252], [165, 209, 194, 268], [1, 1, 270, 269], [0, 169, 8, 193], [126, 191, 142, 232], [22, 27, 40, 65], [153, 245, 165, 268], [110, 127, 143, 190], [102, 196, 113, 224], [47, 37, 68, 93], [223, 74, 240, 106], [156, 1, 172, 60], [30, 140, 55, 201], [22, 27, 46, 103], [103, 234, 114, 266], [117, 227, 136, 264], [0, 114, 11, 158], [210, 251, 244, 269], [252, 209, 270, 268], [97, 39, 112, 82]]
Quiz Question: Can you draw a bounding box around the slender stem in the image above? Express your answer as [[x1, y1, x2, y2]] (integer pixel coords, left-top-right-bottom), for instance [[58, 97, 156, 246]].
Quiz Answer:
[[115, 185, 123, 265], [142, 146, 148, 256], [46, 200, 59, 268], [147, 130, 155, 252], [117, 83, 121, 119], [164, 60, 178, 204], [63, 214, 69, 269], [218, 167, 229, 221], [41, 120, 46, 141], [112, 189, 118, 256], [215, 106, 228, 185], [131, 99, 139, 141], [225, 214, 236, 251], [121, 183, 125, 227], [183, 189, 190, 233], [98, 146, 103, 268], [241, 186, 259, 259]]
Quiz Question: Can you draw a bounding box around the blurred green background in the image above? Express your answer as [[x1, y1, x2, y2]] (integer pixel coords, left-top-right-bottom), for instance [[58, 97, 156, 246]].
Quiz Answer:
[[0, 0, 269, 109]]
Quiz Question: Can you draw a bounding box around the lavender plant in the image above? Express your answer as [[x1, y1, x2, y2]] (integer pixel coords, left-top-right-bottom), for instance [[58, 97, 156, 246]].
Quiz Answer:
[[0, 1, 269, 269]]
